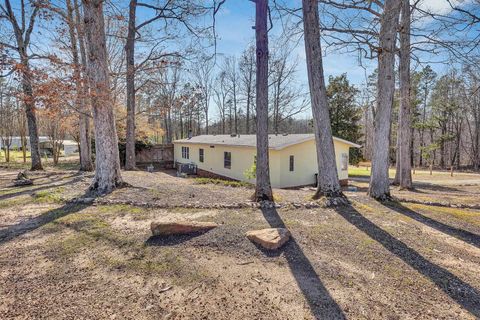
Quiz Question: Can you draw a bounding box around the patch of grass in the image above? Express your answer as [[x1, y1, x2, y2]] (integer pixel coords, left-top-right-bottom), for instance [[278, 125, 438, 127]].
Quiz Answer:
[[96, 204, 144, 215], [358, 237, 375, 250], [351, 200, 376, 213], [283, 218, 300, 228], [405, 203, 480, 227], [348, 166, 396, 178], [47, 211, 138, 259], [273, 193, 283, 202], [33, 187, 65, 204], [194, 177, 253, 188], [51, 160, 80, 171], [48, 232, 95, 257], [0, 195, 33, 208]]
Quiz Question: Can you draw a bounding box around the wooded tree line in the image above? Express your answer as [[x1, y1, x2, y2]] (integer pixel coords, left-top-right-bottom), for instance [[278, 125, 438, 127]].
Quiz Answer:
[[362, 63, 480, 172], [1, 0, 479, 201]]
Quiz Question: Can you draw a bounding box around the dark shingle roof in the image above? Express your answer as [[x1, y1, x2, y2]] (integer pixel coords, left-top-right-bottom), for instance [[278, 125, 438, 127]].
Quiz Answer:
[[174, 134, 360, 150]]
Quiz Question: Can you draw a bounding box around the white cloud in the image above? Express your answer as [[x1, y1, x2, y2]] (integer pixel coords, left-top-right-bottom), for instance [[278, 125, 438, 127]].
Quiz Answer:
[[417, 0, 471, 15]]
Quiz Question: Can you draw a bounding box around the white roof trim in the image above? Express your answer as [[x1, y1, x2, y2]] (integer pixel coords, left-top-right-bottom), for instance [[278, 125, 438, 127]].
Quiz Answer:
[[174, 134, 361, 150]]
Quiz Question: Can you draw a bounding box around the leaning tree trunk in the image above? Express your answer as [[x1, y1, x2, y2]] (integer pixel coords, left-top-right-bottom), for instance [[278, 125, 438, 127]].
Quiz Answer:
[[83, 0, 123, 194], [68, 0, 93, 171], [302, 0, 342, 199], [368, 0, 401, 200], [254, 0, 273, 202], [394, 0, 412, 189], [125, 0, 137, 170]]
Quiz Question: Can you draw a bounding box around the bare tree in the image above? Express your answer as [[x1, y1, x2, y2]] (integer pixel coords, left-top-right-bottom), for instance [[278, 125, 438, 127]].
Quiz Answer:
[[223, 56, 239, 135], [192, 57, 215, 134], [368, 0, 401, 200], [213, 70, 230, 134], [124, 0, 137, 170], [302, 0, 342, 199], [82, 0, 123, 194], [1, 0, 43, 170], [0, 80, 14, 162], [65, 0, 93, 171], [393, 0, 412, 189], [239, 45, 256, 134], [254, 0, 273, 202], [269, 41, 308, 134]]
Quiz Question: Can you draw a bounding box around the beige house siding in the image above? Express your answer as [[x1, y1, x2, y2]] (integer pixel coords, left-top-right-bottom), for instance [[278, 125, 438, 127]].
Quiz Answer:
[[174, 138, 354, 188], [276, 139, 350, 188]]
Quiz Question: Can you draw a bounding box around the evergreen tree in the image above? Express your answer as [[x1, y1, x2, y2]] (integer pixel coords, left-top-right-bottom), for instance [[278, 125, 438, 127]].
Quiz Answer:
[[327, 74, 363, 164]]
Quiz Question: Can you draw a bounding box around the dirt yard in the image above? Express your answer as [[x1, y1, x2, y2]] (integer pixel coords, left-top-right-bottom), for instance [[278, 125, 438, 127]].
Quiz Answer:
[[0, 167, 479, 319]]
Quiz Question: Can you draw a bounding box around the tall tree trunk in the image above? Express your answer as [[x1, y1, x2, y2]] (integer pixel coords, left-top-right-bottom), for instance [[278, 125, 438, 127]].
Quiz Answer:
[[302, 0, 342, 199], [68, 0, 93, 171], [21, 62, 43, 171], [125, 0, 137, 170], [75, 0, 93, 170], [205, 107, 209, 134], [394, 0, 412, 189], [254, 0, 273, 202], [82, 0, 123, 194], [5, 0, 43, 170], [246, 85, 251, 134], [368, 0, 401, 200]]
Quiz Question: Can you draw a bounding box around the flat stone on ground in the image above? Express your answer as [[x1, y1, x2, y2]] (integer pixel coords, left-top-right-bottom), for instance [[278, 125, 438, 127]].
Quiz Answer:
[[246, 228, 291, 250], [150, 220, 218, 236]]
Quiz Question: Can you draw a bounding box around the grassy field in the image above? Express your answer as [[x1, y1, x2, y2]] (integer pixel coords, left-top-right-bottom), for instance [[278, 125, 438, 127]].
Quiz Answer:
[[348, 165, 480, 179], [0, 151, 79, 171]]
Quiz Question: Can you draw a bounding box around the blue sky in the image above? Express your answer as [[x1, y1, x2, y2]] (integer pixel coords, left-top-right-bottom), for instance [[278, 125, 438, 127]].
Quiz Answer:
[[211, 0, 375, 88], [208, 0, 478, 91]]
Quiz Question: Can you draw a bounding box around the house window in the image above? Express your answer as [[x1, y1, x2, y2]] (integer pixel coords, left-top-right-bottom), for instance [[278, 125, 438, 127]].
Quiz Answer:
[[289, 155, 294, 172], [181, 146, 189, 159], [341, 153, 348, 171], [199, 148, 204, 162], [224, 151, 231, 169]]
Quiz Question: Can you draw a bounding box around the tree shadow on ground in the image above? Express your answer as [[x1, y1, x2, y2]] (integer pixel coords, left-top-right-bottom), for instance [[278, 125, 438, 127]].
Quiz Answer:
[[0, 202, 90, 246], [145, 231, 213, 246], [259, 207, 346, 320], [0, 174, 84, 202], [409, 182, 465, 193], [383, 201, 480, 249], [334, 204, 480, 318]]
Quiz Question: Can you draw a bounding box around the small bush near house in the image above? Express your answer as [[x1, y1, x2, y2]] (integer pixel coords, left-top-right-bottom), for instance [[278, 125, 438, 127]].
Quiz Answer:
[[194, 177, 253, 188]]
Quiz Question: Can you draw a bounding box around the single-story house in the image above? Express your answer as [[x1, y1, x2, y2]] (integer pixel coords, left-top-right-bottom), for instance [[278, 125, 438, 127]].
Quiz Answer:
[[173, 134, 360, 188]]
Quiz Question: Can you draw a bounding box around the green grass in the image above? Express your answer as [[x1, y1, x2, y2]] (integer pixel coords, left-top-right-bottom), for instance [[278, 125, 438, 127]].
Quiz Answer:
[[0, 150, 79, 170], [33, 187, 65, 204], [194, 177, 253, 188], [348, 166, 396, 178], [404, 203, 480, 227]]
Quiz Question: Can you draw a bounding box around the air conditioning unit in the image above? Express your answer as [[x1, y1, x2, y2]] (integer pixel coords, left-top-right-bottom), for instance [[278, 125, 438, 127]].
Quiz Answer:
[[177, 163, 197, 176]]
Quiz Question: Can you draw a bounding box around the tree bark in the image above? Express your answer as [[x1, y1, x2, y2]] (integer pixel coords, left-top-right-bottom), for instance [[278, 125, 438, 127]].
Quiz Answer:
[[125, 0, 137, 170], [302, 0, 342, 198], [4, 0, 43, 170], [368, 0, 401, 200], [68, 0, 93, 171], [82, 0, 123, 194], [254, 0, 273, 202], [21, 61, 43, 171], [394, 0, 413, 189]]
